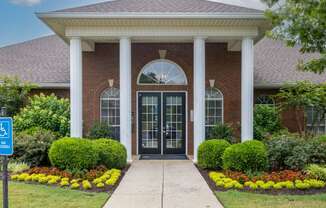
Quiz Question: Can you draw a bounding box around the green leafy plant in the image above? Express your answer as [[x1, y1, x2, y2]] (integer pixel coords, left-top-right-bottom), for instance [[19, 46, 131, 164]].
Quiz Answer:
[[49, 138, 99, 171], [87, 122, 112, 139], [7, 162, 30, 173], [13, 127, 57, 166], [254, 105, 282, 140], [0, 76, 36, 117], [266, 134, 326, 170], [197, 139, 231, 170], [305, 164, 326, 181], [206, 123, 235, 144], [222, 140, 268, 173], [94, 139, 127, 169], [14, 94, 70, 137]]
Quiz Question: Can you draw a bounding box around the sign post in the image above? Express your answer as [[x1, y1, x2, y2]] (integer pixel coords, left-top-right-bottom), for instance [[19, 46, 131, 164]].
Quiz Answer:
[[0, 107, 13, 208]]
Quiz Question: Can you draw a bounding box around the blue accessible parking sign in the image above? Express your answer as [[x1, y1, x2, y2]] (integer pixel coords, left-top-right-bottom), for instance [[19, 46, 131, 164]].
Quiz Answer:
[[0, 117, 13, 156]]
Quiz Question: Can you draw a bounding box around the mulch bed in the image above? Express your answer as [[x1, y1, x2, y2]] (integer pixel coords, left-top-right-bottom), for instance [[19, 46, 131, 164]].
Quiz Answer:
[[7, 165, 130, 194], [196, 165, 326, 195]]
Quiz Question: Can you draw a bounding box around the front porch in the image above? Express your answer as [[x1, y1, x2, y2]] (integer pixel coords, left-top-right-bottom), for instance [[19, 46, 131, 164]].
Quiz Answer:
[[38, 13, 267, 161]]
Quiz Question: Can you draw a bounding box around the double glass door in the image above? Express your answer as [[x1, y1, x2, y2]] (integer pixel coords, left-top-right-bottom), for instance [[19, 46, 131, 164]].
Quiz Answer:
[[138, 92, 186, 154]]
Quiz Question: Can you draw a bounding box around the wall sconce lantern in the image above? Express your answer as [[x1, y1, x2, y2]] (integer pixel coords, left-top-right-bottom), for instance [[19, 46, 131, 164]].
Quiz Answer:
[[108, 79, 114, 88], [209, 79, 215, 88]]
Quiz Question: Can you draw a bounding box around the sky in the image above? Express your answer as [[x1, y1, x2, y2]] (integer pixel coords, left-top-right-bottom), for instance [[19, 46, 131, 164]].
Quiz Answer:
[[0, 0, 267, 47]]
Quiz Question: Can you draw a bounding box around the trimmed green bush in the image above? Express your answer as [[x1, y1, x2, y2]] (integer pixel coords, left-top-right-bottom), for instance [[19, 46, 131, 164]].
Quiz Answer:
[[198, 139, 231, 169], [222, 140, 268, 172], [49, 138, 99, 171], [318, 135, 326, 143], [14, 94, 70, 137], [94, 139, 127, 169], [14, 127, 57, 166]]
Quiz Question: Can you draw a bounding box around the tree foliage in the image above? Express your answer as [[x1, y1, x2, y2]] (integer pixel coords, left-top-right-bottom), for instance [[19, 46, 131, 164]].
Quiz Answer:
[[0, 76, 36, 117], [275, 81, 326, 135], [262, 0, 326, 73], [14, 94, 70, 137]]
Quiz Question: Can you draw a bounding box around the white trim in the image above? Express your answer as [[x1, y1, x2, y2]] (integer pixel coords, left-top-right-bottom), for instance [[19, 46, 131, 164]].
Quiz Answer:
[[136, 90, 188, 156], [37, 12, 265, 19], [136, 59, 188, 86]]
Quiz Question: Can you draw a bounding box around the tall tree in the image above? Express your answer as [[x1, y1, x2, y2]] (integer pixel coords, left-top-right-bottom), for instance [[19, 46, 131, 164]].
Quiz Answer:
[[262, 0, 326, 74]]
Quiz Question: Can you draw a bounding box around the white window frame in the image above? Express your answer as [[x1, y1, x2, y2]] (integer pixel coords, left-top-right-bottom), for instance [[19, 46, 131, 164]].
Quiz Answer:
[[100, 88, 120, 139], [205, 88, 224, 137], [255, 95, 275, 106], [137, 59, 188, 85]]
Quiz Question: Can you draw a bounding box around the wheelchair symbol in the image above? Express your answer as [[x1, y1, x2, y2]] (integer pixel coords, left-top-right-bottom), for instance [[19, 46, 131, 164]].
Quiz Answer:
[[0, 123, 8, 137]]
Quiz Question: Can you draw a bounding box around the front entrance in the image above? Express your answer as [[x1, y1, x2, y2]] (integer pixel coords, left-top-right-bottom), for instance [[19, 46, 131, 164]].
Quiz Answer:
[[138, 92, 186, 155]]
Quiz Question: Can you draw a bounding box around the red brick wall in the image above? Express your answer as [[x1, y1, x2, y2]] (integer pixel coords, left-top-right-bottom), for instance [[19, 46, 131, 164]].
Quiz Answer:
[[82, 42, 241, 155]]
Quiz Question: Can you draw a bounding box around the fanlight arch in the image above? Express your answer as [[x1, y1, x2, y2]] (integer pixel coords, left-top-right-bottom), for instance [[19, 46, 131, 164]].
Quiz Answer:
[[137, 59, 188, 85]]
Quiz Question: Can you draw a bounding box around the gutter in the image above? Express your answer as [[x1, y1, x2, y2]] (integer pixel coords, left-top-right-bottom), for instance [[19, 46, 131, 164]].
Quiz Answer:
[[36, 12, 266, 19]]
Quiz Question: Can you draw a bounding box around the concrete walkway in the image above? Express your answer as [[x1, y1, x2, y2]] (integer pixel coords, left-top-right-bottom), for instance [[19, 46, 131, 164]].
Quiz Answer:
[[104, 160, 223, 208]]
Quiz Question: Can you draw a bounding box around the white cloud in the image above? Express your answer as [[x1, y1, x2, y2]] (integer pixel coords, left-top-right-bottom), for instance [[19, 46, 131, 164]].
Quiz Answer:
[[10, 0, 42, 6]]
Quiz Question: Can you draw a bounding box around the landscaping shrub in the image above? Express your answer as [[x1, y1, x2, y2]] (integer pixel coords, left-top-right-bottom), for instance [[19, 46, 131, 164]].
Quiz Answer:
[[94, 139, 127, 169], [254, 105, 282, 140], [265, 134, 302, 170], [197, 139, 231, 169], [222, 140, 268, 173], [13, 127, 57, 166], [49, 138, 99, 171], [318, 135, 326, 143], [206, 123, 235, 144], [305, 164, 326, 181], [87, 122, 111, 139], [266, 134, 326, 170], [14, 94, 70, 136]]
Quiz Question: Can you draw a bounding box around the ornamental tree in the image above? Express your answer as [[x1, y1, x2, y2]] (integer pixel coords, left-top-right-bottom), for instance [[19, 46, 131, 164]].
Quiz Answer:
[[262, 0, 326, 73], [275, 81, 326, 135]]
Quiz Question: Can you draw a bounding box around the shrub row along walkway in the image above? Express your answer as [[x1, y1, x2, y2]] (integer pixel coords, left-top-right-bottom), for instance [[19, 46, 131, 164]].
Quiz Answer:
[[104, 160, 223, 208]]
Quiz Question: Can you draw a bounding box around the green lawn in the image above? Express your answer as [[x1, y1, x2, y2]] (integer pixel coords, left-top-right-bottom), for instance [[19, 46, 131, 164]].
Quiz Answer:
[[216, 190, 326, 208], [0, 182, 109, 208]]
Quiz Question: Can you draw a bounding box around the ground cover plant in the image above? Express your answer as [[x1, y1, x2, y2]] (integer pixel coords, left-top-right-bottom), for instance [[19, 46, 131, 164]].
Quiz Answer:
[[11, 168, 123, 192]]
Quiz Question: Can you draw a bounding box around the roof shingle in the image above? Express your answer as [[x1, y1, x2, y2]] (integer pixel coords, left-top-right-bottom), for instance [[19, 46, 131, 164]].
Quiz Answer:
[[55, 0, 262, 13]]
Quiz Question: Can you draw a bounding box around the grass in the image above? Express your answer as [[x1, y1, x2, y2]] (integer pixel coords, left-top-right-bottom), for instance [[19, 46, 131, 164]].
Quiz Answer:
[[0, 182, 109, 208], [216, 190, 326, 208]]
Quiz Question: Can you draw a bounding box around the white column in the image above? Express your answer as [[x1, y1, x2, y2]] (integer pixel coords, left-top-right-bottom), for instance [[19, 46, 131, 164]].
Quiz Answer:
[[241, 37, 254, 142], [193, 37, 206, 162], [70, 37, 83, 138], [119, 37, 132, 162]]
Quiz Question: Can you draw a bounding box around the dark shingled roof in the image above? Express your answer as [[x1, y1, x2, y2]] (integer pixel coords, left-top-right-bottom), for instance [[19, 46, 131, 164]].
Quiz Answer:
[[254, 38, 325, 87], [0, 35, 325, 88], [55, 0, 262, 13], [0, 35, 69, 85]]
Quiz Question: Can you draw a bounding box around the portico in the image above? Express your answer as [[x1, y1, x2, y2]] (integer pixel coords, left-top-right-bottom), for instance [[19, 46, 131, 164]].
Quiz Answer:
[[37, 0, 267, 162]]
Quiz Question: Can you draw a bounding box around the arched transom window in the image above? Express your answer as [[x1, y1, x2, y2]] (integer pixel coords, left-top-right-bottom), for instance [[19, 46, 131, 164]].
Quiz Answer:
[[100, 88, 120, 140], [205, 88, 224, 139], [137, 59, 188, 85], [255, 95, 275, 106]]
